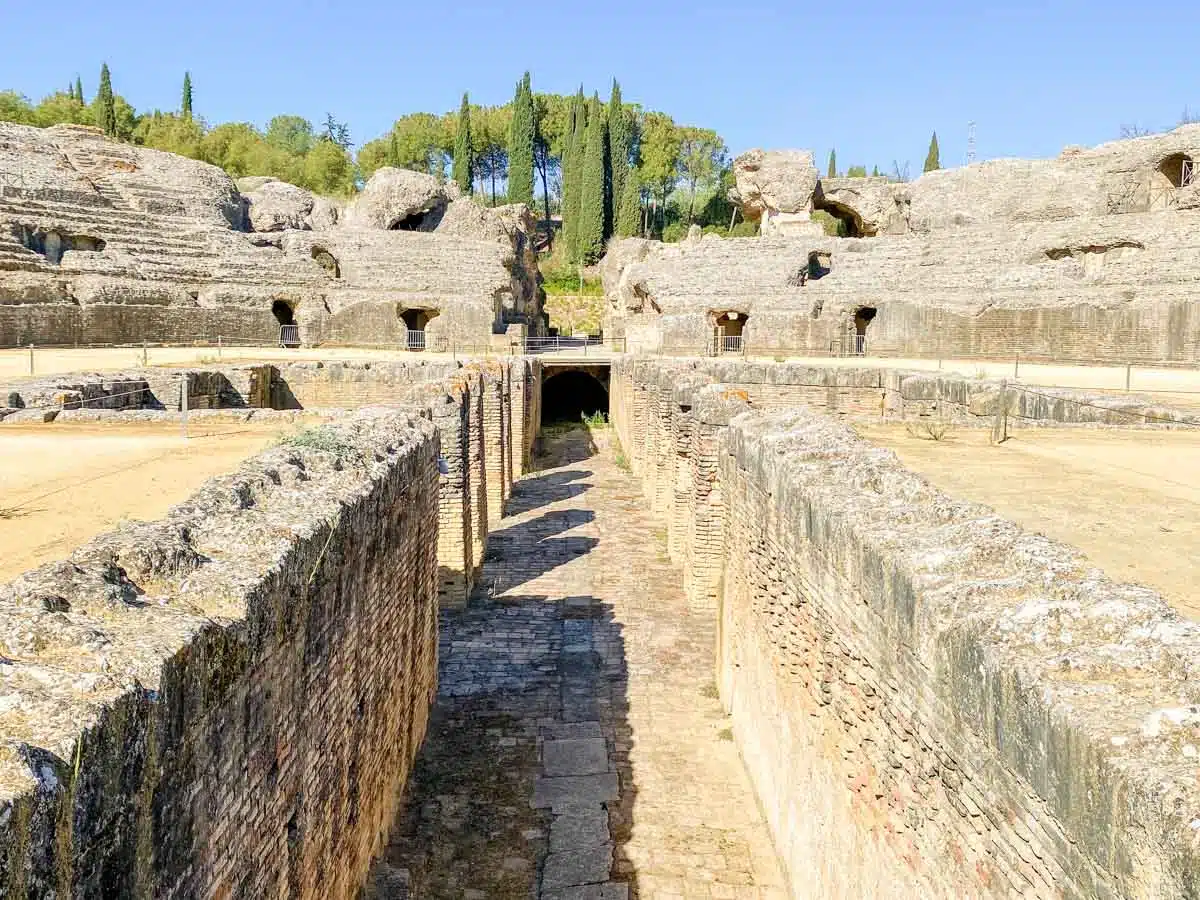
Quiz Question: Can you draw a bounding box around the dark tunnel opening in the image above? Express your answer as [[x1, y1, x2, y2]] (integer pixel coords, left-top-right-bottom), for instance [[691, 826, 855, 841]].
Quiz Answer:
[[542, 370, 609, 425]]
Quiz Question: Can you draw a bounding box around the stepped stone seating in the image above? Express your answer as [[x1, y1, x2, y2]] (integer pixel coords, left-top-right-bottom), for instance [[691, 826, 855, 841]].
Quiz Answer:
[[603, 125, 1200, 362], [0, 124, 543, 347]]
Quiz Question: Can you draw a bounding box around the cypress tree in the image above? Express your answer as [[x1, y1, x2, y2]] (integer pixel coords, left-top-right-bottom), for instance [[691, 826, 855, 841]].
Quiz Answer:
[[616, 167, 641, 237], [74, 76, 84, 104], [452, 93, 473, 194], [871, 165, 879, 177], [923, 132, 940, 172], [607, 79, 632, 239], [562, 87, 587, 261], [578, 94, 607, 264], [181, 71, 193, 119], [95, 63, 116, 137], [507, 72, 535, 205], [827, 148, 837, 177]]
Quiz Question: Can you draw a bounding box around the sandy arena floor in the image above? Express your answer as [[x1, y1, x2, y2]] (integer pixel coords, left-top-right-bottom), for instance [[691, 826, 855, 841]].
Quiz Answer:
[[855, 424, 1200, 619], [0, 420, 313, 583]]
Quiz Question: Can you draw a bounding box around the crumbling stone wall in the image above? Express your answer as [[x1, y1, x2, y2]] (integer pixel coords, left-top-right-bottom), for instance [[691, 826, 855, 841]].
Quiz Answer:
[[613, 357, 1200, 898], [0, 411, 441, 898]]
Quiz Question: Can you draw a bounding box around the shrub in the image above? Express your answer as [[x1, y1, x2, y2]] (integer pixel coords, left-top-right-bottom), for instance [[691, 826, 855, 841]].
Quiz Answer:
[[662, 221, 688, 243]]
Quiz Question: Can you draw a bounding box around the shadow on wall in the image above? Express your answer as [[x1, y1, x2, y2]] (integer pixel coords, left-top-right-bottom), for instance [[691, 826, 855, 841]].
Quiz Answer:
[[365, 447, 638, 900]]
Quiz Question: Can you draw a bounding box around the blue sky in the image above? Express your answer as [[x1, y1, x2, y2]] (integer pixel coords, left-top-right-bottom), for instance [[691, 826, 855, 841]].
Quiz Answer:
[[3, 0, 1198, 171]]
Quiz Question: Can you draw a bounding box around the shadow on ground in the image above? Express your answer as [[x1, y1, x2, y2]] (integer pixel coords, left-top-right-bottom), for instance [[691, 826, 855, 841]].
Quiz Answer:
[[365, 429, 638, 900]]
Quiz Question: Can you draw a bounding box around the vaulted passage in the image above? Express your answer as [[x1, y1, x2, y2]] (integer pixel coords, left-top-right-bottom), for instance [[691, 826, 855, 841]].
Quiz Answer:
[[541, 370, 609, 424], [368, 428, 784, 898]]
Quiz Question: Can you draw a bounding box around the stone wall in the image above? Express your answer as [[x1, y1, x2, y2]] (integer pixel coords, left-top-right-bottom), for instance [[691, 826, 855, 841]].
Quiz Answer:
[[0, 411, 441, 898], [612, 356, 1200, 898]]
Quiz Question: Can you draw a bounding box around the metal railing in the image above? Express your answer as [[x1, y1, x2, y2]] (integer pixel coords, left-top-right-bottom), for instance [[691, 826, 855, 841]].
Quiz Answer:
[[519, 335, 620, 355], [719, 335, 744, 354], [406, 330, 426, 351], [278, 324, 300, 347]]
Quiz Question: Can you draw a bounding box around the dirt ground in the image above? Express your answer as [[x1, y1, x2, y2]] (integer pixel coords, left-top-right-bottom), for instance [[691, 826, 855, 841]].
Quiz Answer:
[[855, 424, 1200, 619], [0, 420, 310, 583]]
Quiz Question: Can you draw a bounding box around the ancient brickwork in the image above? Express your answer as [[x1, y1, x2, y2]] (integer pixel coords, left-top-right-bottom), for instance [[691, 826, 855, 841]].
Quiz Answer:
[[0, 411, 441, 898], [613, 356, 1200, 898]]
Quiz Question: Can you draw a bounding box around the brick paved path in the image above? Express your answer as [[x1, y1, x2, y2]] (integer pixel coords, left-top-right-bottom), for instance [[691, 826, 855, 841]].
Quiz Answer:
[[369, 427, 786, 899]]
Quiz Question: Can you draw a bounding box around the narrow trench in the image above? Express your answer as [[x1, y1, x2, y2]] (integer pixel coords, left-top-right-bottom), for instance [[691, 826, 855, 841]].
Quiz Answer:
[[367, 425, 786, 899]]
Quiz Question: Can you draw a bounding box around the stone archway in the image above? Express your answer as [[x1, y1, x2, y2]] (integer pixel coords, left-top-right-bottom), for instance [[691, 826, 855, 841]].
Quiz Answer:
[[399, 308, 439, 350], [541, 367, 610, 425]]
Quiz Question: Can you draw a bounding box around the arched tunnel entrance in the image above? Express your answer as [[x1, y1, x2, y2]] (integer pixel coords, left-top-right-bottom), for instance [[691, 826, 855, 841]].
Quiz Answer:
[[540, 364, 610, 425]]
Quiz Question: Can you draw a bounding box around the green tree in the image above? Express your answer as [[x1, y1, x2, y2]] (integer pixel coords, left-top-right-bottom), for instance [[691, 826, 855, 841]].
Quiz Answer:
[[676, 126, 727, 223], [507, 72, 535, 205], [561, 88, 586, 257], [827, 148, 836, 177], [924, 131, 940, 172], [320, 113, 351, 150], [577, 94, 607, 263], [847, 165, 867, 178], [533, 91, 569, 222], [639, 111, 680, 236], [135, 111, 203, 158], [95, 63, 116, 137], [616, 166, 642, 237], [472, 104, 510, 204], [265, 115, 315, 156], [872, 165, 879, 177], [452, 92, 473, 194], [374, 112, 451, 177], [34, 91, 92, 127], [181, 71, 193, 119], [0, 91, 35, 125], [302, 138, 355, 195], [74, 77, 84, 104], [607, 79, 633, 232]]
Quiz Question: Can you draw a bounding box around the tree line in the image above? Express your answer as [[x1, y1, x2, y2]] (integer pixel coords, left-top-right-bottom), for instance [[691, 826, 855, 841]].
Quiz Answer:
[[823, 132, 941, 182], [0, 64, 358, 195], [359, 74, 732, 262], [0, 66, 752, 255]]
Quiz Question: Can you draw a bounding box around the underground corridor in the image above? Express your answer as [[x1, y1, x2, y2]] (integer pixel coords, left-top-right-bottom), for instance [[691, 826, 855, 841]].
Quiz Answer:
[[365, 422, 784, 899], [540, 364, 611, 424]]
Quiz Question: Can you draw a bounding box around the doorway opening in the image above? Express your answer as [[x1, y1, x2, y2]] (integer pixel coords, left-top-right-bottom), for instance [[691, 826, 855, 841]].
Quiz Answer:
[[714, 312, 747, 354], [541, 370, 609, 424], [273, 300, 300, 347], [851, 306, 876, 355], [399, 308, 437, 351]]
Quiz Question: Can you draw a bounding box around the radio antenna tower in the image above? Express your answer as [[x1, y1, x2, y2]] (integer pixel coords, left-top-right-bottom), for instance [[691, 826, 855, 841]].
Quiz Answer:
[[966, 121, 977, 165]]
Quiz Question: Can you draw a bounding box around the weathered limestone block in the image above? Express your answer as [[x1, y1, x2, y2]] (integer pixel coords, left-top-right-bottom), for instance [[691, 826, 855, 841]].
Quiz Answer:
[[729, 148, 819, 222], [815, 176, 911, 236], [342, 166, 460, 230], [243, 179, 317, 232]]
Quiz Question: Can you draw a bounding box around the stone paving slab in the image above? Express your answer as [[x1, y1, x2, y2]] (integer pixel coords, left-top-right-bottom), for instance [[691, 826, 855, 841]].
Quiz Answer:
[[544, 738, 610, 776], [368, 428, 786, 899]]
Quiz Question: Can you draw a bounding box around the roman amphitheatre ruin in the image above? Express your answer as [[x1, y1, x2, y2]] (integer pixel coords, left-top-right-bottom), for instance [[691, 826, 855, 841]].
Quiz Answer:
[[1, 121, 1200, 898]]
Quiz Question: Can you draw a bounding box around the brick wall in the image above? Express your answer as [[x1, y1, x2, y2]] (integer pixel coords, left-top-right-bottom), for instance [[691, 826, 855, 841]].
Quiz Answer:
[[0, 411, 441, 898], [613, 356, 1200, 899]]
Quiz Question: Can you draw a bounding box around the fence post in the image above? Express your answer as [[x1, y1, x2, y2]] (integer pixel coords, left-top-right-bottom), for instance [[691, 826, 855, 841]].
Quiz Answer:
[[28, 343, 34, 376], [1014, 351, 1020, 379], [1125, 363, 1132, 392], [991, 379, 1009, 444], [142, 340, 148, 367], [217, 335, 223, 359], [180, 375, 189, 440]]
